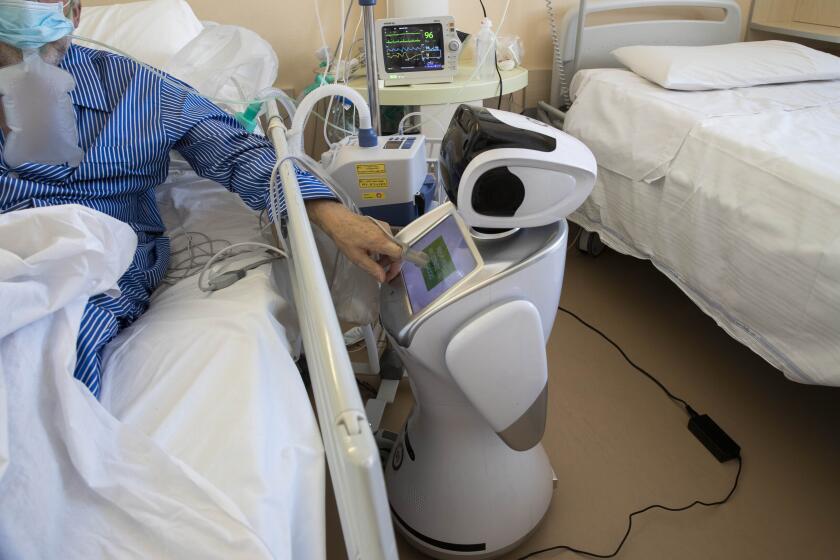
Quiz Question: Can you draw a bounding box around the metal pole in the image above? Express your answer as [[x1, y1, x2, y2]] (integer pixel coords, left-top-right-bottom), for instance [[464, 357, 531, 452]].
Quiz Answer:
[[360, 0, 382, 133], [572, 0, 588, 77], [745, 0, 756, 41]]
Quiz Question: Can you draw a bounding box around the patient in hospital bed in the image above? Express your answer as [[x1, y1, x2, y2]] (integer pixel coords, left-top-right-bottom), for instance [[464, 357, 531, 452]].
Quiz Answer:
[[0, 0, 403, 398], [1, 2, 395, 556]]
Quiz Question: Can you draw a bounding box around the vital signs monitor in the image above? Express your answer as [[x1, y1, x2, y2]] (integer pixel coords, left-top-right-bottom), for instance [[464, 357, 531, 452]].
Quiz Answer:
[[376, 16, 461, 86]]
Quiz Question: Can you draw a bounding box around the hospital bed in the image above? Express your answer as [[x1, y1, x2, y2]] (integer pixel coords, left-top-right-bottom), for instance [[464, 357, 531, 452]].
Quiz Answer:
[[0, 2, 397, 558], [546, 0, 840, 386]]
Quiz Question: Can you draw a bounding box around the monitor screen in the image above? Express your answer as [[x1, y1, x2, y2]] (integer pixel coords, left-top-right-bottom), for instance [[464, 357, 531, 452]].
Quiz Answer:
[[402, 215, 477, 315], [382, 23, 445, 73]]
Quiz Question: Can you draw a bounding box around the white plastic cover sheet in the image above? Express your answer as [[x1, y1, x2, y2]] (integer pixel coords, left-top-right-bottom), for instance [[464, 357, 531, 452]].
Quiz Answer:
[[565, 70, 840, 386], [0, 205, 276, 558], [164, 24, 279, 113], [100, 170, 325, 559]]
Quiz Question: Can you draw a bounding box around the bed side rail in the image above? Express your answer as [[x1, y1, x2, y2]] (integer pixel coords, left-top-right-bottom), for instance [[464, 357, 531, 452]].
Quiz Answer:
[[550, 0, 742, 107], [264, 100, 398, 560]]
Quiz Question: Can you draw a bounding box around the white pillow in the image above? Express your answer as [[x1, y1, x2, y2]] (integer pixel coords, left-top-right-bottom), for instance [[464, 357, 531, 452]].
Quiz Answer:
[[612, 41, 840, 91], [75, 0, 205, 70]]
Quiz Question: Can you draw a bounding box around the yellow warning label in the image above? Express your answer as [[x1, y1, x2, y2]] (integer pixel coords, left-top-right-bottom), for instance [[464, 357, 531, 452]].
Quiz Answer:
[[359, 178, 390, 189], [356, 163, 386, 176], [363, 192, 387, 201]]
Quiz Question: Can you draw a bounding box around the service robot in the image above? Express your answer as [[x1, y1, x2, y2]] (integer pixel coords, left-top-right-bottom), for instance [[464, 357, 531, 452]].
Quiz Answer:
[[379, 105, 597, 559]]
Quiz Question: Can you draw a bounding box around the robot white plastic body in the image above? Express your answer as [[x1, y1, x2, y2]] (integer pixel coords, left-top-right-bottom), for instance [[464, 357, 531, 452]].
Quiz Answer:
[[380, 105, 596, 558], [384, 215, 568, 558]]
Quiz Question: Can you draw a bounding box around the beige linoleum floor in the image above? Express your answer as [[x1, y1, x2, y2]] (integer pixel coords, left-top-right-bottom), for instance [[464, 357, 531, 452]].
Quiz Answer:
[[328, 232, 840, 560]]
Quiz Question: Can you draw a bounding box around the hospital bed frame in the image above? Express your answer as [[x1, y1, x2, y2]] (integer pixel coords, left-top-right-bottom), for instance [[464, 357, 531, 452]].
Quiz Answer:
[[548, 0, 742, 108], [542, 0, 742, 249], [264, 100, 398, 560]]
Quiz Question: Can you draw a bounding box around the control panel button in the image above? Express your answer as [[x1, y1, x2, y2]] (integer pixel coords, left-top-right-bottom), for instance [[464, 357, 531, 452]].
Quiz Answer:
[[448, 40, 461, 52]]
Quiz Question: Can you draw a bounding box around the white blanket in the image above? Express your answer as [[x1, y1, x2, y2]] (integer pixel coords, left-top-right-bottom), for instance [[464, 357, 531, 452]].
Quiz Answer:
[[0, 205, 275, 558], [566, 69, 840, 182], [100, 172, 325, 559], [566, 70, 840, 385]]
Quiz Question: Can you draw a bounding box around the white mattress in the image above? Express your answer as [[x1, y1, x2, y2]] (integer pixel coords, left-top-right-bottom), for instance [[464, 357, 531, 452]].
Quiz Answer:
[[100, 168, 326, 559], [565, 69, 840, 386]]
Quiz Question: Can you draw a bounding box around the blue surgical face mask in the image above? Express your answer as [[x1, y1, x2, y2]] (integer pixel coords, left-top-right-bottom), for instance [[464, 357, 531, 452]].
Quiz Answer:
[[0, 0, 74, 51]]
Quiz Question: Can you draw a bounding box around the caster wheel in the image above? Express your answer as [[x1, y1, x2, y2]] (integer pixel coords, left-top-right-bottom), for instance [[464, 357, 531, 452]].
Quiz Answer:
[[578, 230, 605, 257]]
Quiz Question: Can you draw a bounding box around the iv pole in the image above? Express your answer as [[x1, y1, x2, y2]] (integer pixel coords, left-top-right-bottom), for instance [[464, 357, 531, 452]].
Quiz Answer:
[[360, 0, 382, 133]]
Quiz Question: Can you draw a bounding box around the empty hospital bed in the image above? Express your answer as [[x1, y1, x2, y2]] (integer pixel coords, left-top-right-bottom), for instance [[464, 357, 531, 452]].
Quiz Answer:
[[546, 0, 840, 386]]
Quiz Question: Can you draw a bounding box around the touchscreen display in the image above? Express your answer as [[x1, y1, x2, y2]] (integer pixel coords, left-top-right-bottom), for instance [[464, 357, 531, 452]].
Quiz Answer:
[[402, 215, 477, 314], [382, 23, 445, 73]]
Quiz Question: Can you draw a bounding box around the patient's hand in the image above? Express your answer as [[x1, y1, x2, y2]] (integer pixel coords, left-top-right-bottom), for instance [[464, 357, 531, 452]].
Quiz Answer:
[[307, 200, 403, 283]]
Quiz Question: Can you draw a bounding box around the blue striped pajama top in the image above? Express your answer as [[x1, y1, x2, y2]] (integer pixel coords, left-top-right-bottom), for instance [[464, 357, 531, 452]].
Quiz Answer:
[[0, 45, 335, 397]]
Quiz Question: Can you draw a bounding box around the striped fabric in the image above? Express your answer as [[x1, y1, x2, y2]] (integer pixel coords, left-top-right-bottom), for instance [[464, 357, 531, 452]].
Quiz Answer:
[[0, 45, 334, 397]]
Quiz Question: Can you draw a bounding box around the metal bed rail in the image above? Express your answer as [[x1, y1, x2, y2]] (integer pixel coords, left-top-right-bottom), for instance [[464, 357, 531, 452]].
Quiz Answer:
[[264, 99, 398, 560]]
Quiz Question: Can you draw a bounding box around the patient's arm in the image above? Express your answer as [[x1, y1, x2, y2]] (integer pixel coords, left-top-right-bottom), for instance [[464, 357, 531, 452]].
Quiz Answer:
[[163, 83, 334, 213], [162, 83, 402, 281], [307, 199, 403, 283]]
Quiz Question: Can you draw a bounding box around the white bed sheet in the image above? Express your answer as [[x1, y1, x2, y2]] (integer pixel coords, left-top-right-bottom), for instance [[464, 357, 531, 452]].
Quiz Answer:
[[0, 205, 278, 559], [100, 169, 326, 559], [565, 70, 840, 386]]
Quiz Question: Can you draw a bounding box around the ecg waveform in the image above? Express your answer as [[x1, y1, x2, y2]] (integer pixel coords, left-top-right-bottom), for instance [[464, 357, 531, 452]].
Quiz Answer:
[[383, 25, 445, 71], [386, 46, 443, 63]]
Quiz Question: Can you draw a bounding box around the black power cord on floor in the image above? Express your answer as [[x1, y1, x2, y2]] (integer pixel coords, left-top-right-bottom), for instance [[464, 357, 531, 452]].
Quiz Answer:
[[516, 307, 744, 560], [477, 0, 504, 109], [560, 307, 693, 413]]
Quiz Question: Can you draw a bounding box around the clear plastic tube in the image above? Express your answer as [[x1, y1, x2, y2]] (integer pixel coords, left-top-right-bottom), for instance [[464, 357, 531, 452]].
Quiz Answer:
[[289, 84, 373, 154], [397, 111, 444, 135]]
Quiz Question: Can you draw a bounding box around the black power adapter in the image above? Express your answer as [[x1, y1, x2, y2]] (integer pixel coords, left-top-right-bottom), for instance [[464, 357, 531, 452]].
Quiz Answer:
[[687, 407, 741, 463], [516, 308, 745, 560]]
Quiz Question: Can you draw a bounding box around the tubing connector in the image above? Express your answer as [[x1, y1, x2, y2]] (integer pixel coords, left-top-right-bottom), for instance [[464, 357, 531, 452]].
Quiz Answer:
[[358, 128, 378, 148], [234, 102, 262, 133]]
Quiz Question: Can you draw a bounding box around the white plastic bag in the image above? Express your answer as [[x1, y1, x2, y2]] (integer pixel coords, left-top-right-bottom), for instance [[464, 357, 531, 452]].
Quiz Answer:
[[0, 51, 84, 168], [312, 225, 381, 327], [164, 24, 279, 113]]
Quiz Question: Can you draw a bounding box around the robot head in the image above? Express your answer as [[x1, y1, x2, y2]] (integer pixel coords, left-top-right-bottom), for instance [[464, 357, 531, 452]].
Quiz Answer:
[[439, 105, 596, 229]]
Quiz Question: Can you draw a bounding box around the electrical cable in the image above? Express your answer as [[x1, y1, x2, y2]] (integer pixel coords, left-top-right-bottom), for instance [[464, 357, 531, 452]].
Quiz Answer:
[[163, 231, 232, 286], [197, 242, 285, 292], [517, 458, 742, 559], [397, 111, 444, 135], [478, 0, 504, 110], [196, 152, 319, 294], [310, 102, 357, 136], [357, 379, 379, 399], [323, 0, 355, 147], [515, 307, 744, 559], [568, 227, 583, 255], [312, 0, 330, 73], [558, 306, 693, 412], [198, 140, 320, 293]]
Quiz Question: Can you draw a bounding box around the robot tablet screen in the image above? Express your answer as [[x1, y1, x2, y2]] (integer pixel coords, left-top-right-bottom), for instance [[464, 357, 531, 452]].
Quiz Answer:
[[402, 215, 477, 314]]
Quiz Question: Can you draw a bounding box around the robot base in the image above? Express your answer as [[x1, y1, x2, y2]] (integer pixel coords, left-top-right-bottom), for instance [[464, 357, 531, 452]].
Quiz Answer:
[[394, 511, 547, 560], [385, 363, 555, 559]]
